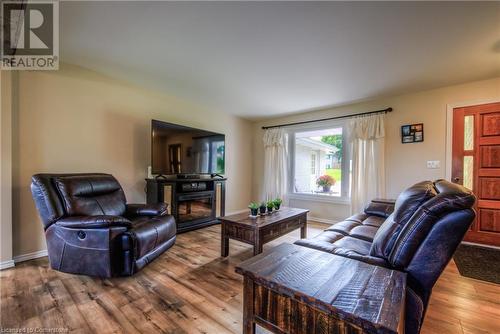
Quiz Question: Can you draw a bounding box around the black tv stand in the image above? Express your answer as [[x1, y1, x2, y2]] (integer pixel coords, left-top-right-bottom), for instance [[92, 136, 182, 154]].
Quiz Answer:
[[146, 177, 227, 233]]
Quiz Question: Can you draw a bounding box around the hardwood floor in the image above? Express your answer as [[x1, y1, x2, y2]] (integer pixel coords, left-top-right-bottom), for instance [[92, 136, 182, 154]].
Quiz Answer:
[[1, 222, 499, 333]]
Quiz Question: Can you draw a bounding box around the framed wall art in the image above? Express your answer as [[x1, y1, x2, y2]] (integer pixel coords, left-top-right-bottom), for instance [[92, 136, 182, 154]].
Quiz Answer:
[[401, 123, 424, 144]]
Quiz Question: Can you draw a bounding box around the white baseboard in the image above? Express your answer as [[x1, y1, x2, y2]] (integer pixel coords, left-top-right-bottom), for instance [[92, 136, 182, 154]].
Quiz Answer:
[[308, 216, 339, 225], [13, 249, 48, 264], [0, 260, 15, 270], [461, 241, 500, 250]]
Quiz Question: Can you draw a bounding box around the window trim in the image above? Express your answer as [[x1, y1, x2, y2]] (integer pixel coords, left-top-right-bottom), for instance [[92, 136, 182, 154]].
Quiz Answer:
[[287, 120, 351, 203]]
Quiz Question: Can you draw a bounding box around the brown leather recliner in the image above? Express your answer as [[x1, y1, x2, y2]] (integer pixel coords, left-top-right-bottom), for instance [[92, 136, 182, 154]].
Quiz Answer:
[[31, 173, 176, 277]]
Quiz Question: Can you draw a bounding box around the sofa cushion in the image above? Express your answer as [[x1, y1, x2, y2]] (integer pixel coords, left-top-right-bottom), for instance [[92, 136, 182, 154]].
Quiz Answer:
[[294, 231, 344, 253], [345, 213, 368, 223], [370, 181, 437, 259], [55, 174, 126, 216], [326, 215, 384, 242], [332, 236, 372, 255], [294, 233, 388, 267], [326, 220, 360, 235], [361, 215, 385, 228], [349, 225, 378, 242]]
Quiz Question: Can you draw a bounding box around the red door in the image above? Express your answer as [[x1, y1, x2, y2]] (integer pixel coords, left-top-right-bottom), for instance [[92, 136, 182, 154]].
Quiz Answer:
[[452, 102, 500, 246]]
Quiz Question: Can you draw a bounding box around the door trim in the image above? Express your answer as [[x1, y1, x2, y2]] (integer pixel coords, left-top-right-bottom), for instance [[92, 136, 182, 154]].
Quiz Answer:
[[445, 99, 500, 181]]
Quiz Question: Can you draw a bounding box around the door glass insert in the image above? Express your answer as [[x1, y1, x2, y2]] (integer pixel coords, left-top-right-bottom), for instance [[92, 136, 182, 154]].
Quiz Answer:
[[464, 115, 474, 151], [463, 156, 474, 190]]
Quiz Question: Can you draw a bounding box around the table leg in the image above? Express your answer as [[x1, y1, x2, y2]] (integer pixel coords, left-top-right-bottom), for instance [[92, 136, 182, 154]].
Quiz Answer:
[[221, 224, 229, 257], [254, 230, 262, 256], [254, 243, 263, 256], [243, 277, 256, 334], [301, 216, 307, 239]]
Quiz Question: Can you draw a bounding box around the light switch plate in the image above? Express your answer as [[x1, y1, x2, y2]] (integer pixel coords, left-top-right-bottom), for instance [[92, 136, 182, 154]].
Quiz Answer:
[[427, 160, 440, 169]]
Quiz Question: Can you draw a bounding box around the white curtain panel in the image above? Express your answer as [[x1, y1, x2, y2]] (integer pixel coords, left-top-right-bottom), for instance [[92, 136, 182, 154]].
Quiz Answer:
[[348, 113, 386, 214], [263, 128, 288, 201]]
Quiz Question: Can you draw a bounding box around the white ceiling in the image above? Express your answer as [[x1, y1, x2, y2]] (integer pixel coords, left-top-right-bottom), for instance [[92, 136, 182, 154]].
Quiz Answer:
[[60, 1, 500, 119]]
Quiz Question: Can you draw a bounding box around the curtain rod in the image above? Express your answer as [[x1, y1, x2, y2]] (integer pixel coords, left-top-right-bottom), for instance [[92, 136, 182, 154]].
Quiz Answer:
[[261, 107, 393, 130]]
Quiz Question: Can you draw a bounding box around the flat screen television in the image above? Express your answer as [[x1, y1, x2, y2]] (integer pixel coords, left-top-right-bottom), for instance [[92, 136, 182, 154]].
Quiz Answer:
[[151, 119, 225, 176]]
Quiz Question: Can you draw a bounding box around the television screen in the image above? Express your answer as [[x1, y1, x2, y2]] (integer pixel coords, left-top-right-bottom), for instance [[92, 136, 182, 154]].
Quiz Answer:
[[151, 120, 225, 175]]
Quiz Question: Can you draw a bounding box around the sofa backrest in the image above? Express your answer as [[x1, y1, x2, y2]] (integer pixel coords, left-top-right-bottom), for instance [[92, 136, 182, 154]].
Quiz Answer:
[[388, 180, 475, 269], [370, 181, 437, 259], [31, 173, 126, 229], [54, 175, 126, 217], [370, 179, 475, 307]]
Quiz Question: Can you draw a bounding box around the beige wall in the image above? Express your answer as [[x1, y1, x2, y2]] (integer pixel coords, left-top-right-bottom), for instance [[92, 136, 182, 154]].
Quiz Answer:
[[12, 64, 253, 257], [1, 71, 14, 264], [8, 63, 500, 256], [253, 77, 500, 221]]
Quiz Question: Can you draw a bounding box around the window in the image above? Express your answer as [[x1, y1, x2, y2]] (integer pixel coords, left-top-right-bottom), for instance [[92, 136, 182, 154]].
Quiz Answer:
[[291, 125, 349, 199], [310, 153, 316, 174]]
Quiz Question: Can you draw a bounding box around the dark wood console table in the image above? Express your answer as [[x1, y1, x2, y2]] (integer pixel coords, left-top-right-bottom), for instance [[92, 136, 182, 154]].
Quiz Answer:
[[236, 243, 406, 334], [220, 207, 308, 256]]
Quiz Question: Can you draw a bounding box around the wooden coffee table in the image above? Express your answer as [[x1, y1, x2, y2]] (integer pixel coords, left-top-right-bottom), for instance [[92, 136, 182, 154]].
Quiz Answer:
[[220, 207, 308, 256], [236, 243, 406, 334]]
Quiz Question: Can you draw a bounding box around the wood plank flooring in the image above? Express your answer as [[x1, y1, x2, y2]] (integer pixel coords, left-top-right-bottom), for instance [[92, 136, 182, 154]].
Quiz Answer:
[[1, 222, 499, 333]]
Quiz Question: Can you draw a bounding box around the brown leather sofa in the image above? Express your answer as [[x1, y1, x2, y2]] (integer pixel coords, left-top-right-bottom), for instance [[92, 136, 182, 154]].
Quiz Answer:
[[31, 173, 176, 277], [295, 180, 475, 334]]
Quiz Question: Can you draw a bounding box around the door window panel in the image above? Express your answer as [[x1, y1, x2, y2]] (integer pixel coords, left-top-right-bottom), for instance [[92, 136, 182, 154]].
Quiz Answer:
[[463, 155, 474, 190], [464, 115, 474, 151]]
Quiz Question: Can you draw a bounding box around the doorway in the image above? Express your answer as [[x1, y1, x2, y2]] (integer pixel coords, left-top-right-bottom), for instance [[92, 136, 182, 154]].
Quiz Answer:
[[452, 102, 500, 246]]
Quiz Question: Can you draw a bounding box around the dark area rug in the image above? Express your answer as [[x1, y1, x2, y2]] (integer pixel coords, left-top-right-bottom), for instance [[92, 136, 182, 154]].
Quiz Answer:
[[453, 244, 500, 284]]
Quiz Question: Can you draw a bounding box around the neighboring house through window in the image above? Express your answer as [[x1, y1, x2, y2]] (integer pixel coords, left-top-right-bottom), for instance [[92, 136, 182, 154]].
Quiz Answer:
[[290, 122, 350, 201]]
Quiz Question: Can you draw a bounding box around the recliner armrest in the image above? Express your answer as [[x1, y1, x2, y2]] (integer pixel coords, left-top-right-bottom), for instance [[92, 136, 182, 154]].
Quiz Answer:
[[125, 203, 168, 217], [56, 215, 132, 229], [364, 199, 395, 218]]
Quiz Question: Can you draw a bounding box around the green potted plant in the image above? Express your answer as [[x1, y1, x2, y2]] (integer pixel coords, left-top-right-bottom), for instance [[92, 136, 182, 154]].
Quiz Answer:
[[266, 200, 275, 214], [248, 202, 259, 217], [316, 175, 336, 193], [273, 198, 283, 210], [259, 202, 267, 215]]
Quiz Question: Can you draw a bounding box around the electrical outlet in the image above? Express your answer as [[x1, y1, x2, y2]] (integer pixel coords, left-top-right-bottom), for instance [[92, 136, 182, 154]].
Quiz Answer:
[[426, 160, 440, 169]]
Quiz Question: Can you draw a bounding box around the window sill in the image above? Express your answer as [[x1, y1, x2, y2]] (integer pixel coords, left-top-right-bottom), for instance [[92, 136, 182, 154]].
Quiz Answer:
[[288, 193, 350, 205]]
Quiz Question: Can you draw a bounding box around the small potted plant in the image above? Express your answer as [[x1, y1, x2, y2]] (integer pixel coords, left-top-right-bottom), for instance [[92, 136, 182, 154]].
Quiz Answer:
[[274, 198, 282, 211], [259, 202, 267, 215], [248, 202, 259, 217], [266, 200, 274, 214], [316, 175, 336, 193]]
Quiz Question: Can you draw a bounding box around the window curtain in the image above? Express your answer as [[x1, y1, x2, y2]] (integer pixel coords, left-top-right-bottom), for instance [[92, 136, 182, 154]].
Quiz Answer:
[[263, 128, 288, 201], [347, 113, 386, 214]]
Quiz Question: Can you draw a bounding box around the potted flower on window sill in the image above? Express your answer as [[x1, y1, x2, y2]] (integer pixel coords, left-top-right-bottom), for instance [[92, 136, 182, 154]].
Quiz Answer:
[[259, 202, 267, 215], [316, 175, 336, 193], [266, 200, 275, 214], [274, 198, 283, 211], [248, 202, 259, 217]]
